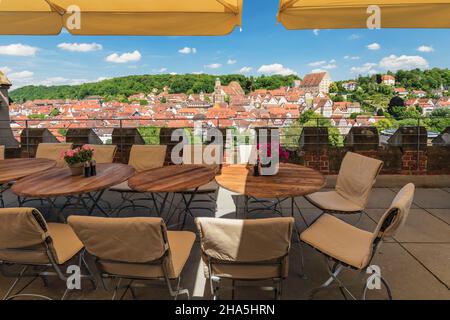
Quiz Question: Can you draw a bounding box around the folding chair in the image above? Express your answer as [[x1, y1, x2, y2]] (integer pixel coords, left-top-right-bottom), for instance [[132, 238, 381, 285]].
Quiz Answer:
[[110, 145, 166, 213], [300, 183, 415, 300], [68, 216, 195, 300], [92, 145, 117, 164], [0, 145, 4, 160], [196, 217, 294, 300], [35, 143, 73, 168], [0, 208, 95, 300], [305, 152, 383, 224]]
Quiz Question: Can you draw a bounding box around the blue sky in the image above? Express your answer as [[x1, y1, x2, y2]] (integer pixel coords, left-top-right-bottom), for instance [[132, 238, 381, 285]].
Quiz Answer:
[[1, 0, 449, 89]]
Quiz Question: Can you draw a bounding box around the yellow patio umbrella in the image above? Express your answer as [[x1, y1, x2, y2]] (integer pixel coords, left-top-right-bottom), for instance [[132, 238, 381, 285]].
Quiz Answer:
[[277, 0, 450, 29], [0, 0, 243, 35]]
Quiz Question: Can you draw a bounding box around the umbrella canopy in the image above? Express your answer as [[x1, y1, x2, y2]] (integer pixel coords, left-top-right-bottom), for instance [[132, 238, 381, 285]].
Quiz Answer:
[[0, 0, 243, 35], [278, 0, 450, 29]]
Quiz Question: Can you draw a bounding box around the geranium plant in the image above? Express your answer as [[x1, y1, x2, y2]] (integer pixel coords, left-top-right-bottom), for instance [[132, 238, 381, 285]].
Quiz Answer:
[[62, 144, 94, 166], [257, 143, 290, 163]]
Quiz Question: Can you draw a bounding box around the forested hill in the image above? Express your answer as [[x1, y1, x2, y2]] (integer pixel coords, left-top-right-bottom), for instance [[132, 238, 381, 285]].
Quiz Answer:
[[10, 74, 300, 102]]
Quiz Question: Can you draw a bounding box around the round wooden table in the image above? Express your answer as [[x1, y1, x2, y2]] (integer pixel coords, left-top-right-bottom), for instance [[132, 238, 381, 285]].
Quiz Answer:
[[129, 165, 216, 227], [129, 164, 215, 193], [216, 163, 326, 224], [216, 163, 326, 198], [0, 158, 56, 207], [0, 158, 56, 184], [12, 163, 135, 221]]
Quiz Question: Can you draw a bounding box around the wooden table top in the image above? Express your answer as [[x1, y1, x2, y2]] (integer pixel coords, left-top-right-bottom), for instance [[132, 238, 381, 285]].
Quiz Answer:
[[12, 163, 135, 198], [215, 163, 326, 198], [129, 165, 215, 193], [0, 158, 57, 184]]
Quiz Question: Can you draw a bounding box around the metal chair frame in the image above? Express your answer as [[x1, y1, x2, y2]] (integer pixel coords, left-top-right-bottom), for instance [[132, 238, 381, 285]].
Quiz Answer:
[[207, 255, 287, 300], [1, 246, 96, 300], [305, 209, 399, 300], [90, 224, 190, 300]]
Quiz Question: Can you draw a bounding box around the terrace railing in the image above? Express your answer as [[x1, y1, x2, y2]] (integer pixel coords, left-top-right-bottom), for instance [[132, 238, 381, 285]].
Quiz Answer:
[[2, 116, 450, 175]]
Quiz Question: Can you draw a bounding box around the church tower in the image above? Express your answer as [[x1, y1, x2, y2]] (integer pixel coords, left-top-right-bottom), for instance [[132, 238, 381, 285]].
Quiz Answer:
[[213, 78, 224, 103]]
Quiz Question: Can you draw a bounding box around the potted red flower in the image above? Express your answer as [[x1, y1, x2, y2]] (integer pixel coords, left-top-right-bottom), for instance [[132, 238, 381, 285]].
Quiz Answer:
[[62, 145, 95, 176]]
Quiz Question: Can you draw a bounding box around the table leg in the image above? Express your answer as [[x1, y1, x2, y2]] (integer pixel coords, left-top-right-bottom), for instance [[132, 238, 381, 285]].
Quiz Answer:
[[45, 197, 65, 223], [0, 183, 10, 208], [87, 190, 108, 217]]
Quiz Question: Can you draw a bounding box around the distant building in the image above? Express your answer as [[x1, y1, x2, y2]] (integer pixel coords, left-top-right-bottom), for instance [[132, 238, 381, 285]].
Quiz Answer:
[[342, 81, 357, 91], [382, 75, 396, 86], [394, 87, 409, 97], [213, 78, 245, 104], [299, 72, 332, 94]]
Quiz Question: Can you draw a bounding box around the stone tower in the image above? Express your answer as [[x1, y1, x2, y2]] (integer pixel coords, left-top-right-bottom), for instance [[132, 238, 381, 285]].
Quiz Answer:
[[213, 78, 224, 103], [0, 71, 19, 148]]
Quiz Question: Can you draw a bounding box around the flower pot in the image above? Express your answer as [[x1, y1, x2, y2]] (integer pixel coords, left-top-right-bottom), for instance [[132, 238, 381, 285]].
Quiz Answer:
[[68, 163, 84, 176]]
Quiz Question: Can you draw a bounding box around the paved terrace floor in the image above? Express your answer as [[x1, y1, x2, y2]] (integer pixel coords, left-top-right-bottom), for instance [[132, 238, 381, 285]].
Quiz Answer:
[[0, 186, 449, 300]]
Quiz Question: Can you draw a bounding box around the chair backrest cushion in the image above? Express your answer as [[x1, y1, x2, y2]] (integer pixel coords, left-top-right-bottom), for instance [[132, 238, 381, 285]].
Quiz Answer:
[[336, 152, 383, 208], [68, 216, 169, 264], [183, 144, 222, 173], [36, 143, 73, 168], [0, 208, 47, 249], [0, 145, 4, 160], [0, 208, 51, 264], [129, 145, 167, 172], [196, 217, 294, 263], [92, 145, 117, 164], [373, 183, 415, 240]]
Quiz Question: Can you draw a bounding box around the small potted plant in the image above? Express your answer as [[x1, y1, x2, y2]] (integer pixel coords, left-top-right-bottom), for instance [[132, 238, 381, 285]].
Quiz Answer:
[[62, 145, 95, 176], [255, 143, 290, 175]]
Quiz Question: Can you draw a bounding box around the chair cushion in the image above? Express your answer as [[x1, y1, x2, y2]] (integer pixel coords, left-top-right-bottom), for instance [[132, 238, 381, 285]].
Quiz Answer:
[[98, 231, 195, 280], [47, 223, 84, 264], [300, 214, 373, 269], [110, 180, 133, 192], [305, 191, 364, 213]]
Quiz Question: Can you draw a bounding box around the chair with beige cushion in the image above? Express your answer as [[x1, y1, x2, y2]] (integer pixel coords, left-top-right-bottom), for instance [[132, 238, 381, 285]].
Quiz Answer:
[[35, 143, 73, 168], [305, 152, 383, 223], [110, 145, 167, 212], [0, 207, 94, 300], [0, 145, 4, 160], [180, 144, 222, 225], [196, 217, 294, 300], [92, 145, 117, 164], [300, 183, 415, 300], [68, 215, 195, 300]]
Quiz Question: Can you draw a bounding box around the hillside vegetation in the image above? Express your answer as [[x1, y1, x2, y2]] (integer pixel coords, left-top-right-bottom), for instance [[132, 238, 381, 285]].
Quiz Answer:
[[10, 74, 300, 102]]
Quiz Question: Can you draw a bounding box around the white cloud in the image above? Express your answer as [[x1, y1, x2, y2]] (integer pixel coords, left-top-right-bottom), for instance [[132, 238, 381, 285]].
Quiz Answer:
[[379, 54, 429, 71], [329, 59, 336, 64], [170, 72, 178, 75], [308, 60, 326, 67], [322, 64, 337, 70], [239, 66, 252, 73], [367, 43, 381, 50], [311, 69, 326, 73], [417, 45, 434, 53], [258, 63, 297, 76], [192, 71, 204, 75], [205, 63, 222, 69], [350, 63, 378, 75], [157, 68, 168, 73], [313, 29, 320, 36], [57, 43, 103, 52], [348, 34, 362, 40], [179, 47, 197, 54], [0, 66, 12, 74], [227, 59, 237, 65], [96, 77, 110, 82], [0, 44, 38, 56], [344, 55, 360, 60], [106, 50, 141, 63], [9, 70, 34, 80]]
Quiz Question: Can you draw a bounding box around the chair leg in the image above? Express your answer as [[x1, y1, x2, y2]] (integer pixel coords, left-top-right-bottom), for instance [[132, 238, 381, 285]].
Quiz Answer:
[[211, 276, 221, 300], [165, 276, 190, 300], [362, 275, 393, 300]]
